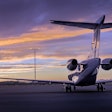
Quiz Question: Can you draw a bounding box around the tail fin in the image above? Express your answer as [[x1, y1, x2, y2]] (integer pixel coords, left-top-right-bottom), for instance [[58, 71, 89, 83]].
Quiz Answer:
[[50, 15, 112, 29], [50, 15, 112, 59]]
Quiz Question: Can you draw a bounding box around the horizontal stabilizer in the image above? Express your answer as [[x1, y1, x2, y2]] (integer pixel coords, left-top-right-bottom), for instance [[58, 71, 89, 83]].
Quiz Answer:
[[101, 23, 112, 29], [50, 20, 98, 29]]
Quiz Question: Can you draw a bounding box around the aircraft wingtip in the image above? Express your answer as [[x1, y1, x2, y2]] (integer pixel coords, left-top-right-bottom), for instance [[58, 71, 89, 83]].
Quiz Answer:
[[50, 20, 54, 23]]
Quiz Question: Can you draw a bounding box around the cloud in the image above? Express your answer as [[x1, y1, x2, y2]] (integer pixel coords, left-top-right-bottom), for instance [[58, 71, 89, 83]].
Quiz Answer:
[[0, 24, 92, 62], [0, 0, 112, 37], [0, 25, 92, 46], [0, 24, 112, 63], [0, 0, 44, 36]]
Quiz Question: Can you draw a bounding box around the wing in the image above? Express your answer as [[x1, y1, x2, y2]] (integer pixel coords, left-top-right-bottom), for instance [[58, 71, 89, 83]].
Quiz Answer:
[[0, 77, 74, 85], [101, 23, 112, 29], [50, 20, 97, 29], [96, 79, 112, 84]]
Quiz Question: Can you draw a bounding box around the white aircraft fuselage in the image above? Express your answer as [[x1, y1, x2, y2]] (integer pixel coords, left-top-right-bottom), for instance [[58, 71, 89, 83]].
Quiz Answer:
[[69, 58, 100, 86], [51, 15, 112, 90]]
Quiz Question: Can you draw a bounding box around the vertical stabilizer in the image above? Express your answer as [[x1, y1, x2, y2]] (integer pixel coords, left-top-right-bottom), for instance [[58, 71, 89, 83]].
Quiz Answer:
[[91, 29, 100, 58], [50, 15, 112, 58]]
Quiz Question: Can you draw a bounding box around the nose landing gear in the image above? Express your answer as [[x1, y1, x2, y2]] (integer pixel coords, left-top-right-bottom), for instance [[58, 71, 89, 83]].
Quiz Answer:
[[65, 85, 76, 93], [65, 85, 71, 92], [97, 83, 104, 92]]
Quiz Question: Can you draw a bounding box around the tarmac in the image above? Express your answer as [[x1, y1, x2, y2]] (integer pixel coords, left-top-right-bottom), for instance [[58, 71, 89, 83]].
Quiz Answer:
[[0, 84, 112, 112]]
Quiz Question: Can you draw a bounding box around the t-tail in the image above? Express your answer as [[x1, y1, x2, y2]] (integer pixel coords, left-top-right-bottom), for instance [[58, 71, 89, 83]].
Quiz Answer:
[[50, 15, 112, 58]]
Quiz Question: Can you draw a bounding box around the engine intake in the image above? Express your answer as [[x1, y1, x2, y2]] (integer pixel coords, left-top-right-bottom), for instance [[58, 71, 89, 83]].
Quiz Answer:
[[101, 58, 112, 70], [67, 59, 78, 71]]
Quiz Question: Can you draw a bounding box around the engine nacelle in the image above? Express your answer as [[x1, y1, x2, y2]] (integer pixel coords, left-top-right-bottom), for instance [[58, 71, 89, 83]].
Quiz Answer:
[[67, 59, 78, 71], [101, 58, 112, 70]]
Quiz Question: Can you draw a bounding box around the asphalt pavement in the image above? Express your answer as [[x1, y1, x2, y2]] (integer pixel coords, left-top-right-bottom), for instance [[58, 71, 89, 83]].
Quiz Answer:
[[0, 84, 112, 112]]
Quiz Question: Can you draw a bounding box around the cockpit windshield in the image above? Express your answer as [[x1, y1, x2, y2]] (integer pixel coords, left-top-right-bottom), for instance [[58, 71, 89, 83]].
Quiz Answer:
[[77, 64, 88, 72]]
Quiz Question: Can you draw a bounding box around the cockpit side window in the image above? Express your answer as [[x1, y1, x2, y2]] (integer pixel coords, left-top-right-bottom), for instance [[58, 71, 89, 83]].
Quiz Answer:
[[83, 64, 88, 70], [78, 64, 88, 72]]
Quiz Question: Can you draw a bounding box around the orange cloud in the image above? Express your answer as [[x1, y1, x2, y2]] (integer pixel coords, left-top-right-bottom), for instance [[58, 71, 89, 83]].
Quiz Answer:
[[0, 24, 111, 47], [0, 24, 112, 62], [0, 25, 92, 46]]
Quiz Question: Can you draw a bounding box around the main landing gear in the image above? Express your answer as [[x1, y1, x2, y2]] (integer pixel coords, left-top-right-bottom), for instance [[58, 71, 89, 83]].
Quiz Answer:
[[65, 85, 76, 93], [97, 83, 104, 92]]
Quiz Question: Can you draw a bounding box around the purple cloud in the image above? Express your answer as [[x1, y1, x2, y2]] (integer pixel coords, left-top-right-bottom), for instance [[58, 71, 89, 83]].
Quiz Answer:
[[0, 0, 112, 37]]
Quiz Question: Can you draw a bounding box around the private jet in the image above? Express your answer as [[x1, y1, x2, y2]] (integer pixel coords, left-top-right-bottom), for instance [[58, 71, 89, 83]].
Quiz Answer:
[[1, 15, 112, 92]]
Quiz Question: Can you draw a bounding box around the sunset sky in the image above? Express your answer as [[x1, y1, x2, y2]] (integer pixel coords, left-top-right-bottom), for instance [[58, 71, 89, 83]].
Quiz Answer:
[[0, 0, 112, 81]]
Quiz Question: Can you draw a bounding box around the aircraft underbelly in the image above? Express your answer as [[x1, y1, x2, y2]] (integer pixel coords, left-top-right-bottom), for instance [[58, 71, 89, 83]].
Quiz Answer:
[[76, 72, 97, 86], [75, 58, 100, 86]]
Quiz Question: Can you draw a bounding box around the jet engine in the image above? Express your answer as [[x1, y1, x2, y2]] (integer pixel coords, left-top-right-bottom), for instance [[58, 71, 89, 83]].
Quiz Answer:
[[67, 59, 78, 71], [101, 58, 112, 70]]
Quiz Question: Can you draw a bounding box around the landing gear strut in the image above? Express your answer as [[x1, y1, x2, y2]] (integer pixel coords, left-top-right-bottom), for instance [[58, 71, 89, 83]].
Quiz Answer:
[[65, 85, 72, 92], [97, 83, 104, 92], [65, 85, 76, 93]]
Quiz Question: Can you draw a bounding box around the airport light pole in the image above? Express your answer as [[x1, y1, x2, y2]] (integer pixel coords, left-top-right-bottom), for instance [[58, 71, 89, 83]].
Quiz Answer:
[[30, 48, 39, 80], [33, 49, 37, 80]]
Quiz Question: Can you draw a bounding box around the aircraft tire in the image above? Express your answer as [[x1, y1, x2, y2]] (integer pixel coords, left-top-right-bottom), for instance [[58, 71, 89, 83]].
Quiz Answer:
[[66, 85, 72, 93]]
